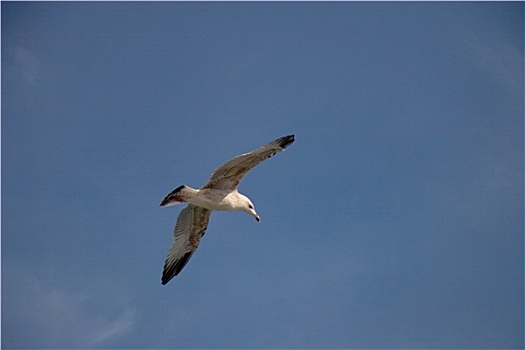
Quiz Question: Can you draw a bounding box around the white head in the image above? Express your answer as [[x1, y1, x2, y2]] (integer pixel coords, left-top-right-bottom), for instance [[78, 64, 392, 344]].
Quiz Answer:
[[240, 195, 260, 222]]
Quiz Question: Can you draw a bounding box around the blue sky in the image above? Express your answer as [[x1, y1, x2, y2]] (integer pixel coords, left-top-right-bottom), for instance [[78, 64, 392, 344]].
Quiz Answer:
[[2, 2, 523, 349]]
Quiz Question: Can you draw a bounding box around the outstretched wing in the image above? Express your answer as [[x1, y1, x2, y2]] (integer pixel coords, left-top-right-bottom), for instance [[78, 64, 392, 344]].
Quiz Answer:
[[162, 204, 212, 284], [202, 134, 295, 190]]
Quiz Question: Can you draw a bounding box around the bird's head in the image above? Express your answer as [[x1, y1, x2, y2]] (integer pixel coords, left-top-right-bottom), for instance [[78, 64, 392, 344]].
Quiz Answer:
[[244, 198, 260, 222]]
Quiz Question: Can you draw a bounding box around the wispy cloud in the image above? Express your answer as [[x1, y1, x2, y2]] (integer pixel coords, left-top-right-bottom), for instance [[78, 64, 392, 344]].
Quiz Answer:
[[2, 265, 138, 348], [461, 31, 523, 99], [13, 47, 40, 85], [91, 308, 138, 346]]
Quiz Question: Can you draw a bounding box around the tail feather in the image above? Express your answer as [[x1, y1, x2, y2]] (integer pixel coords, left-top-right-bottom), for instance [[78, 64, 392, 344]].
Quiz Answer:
[[160, 185, 188, 207]]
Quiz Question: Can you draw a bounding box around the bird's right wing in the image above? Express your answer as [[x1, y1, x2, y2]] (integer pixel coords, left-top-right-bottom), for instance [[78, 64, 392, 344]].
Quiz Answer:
[[162, 204, 212, 284]]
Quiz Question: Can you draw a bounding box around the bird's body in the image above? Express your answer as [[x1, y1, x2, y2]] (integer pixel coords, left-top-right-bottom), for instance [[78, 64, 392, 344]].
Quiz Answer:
[[160, 134, 295, 284], [162, 186, 250, 212]]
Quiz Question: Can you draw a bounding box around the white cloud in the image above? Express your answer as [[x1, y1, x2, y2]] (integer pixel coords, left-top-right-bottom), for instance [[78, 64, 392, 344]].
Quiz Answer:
[[461, 31, 523, 99], [13, 47, 40, 85], [2, 265, 138, 348], [91, 308, 138, 345]]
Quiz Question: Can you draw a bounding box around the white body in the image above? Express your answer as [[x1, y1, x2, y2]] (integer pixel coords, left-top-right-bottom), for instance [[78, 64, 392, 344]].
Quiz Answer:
[[188, 188, 249, 212]]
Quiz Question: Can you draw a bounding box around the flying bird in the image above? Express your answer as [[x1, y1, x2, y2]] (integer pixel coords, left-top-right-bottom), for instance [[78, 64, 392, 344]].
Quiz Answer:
[[160, 134, 295, 284]]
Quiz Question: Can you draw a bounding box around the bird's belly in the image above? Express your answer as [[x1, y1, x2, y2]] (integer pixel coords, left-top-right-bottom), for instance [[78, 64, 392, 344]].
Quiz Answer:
[[187, 190, 239, 211]]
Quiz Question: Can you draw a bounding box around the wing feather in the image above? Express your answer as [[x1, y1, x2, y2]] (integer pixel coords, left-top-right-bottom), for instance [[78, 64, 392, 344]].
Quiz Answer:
[[161, 204, 212, 284], [202, 134, 295, 190]]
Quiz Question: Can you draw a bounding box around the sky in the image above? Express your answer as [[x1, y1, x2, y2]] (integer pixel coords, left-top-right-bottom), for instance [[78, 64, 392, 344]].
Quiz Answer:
[[2, 2, 523, 349]]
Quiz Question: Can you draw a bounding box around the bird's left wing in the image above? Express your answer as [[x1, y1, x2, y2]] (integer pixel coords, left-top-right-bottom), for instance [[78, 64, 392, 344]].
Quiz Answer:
[[162, 204, 212, 284], [202, 134, 295, 190]]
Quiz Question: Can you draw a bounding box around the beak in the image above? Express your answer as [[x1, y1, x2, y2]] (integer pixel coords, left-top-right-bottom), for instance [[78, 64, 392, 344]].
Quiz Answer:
[[248, 207, 260, 222], [251, 210, 260, 222]]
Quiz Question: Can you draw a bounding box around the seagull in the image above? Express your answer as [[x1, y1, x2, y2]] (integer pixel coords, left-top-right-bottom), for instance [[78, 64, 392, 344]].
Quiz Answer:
[[160, 134, 295, 284]]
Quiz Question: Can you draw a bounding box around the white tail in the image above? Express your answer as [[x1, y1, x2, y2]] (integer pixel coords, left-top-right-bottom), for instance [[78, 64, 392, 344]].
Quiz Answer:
[[160, 185, 198, 207]]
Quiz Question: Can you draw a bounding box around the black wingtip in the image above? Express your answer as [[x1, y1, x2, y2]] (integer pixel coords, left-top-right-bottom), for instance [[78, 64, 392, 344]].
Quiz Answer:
[[278, 134, 295, 149], [161, 251, 194, 285]]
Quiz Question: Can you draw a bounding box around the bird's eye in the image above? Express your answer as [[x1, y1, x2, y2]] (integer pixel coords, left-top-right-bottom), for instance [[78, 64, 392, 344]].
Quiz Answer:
[[248, 204, 253, 209]]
